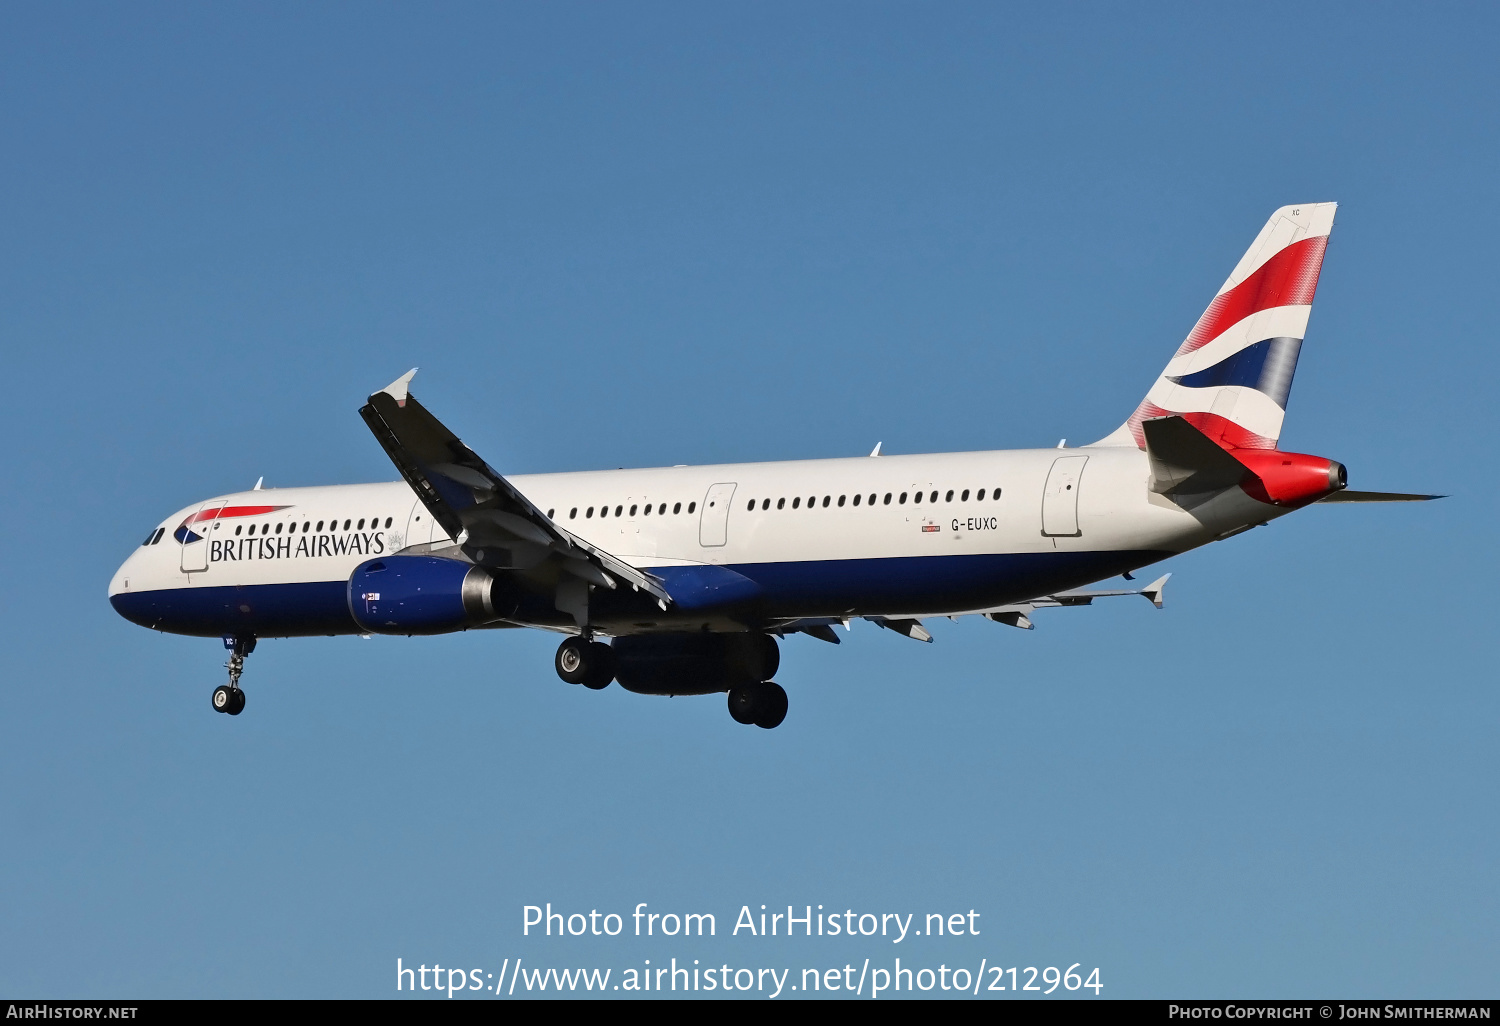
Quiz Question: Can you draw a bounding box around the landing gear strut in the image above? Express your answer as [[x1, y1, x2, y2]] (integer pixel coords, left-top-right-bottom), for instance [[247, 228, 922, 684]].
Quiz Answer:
[[213, 636, 255, 715], [555, 636, 616, 690], [728, 681, 788, 729]]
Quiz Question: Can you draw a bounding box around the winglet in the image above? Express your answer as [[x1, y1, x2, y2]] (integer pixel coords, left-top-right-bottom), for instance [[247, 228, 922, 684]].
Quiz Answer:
[[869, 442, 882, 457], [379, 368, 419, 408], [1141, 573, 1171, 609]]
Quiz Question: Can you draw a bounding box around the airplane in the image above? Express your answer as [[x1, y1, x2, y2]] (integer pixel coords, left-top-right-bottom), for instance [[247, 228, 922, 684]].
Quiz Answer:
[[109, 202, 1438, 728]]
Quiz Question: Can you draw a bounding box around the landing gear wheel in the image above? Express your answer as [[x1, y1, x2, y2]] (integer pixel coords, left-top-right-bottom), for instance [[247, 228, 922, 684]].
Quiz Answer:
[[580, 642, 615, 690], [753, 681, 787, 729], [727, 685, 759, 724], [212, 685, 234, 713], [556, 637, 615, 689], [226, 688, 245, 715], [728, 682, 787, 728]]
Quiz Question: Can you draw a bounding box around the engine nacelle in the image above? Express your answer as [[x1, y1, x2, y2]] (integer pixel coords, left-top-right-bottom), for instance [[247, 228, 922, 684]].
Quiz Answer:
[[613, 633, 780, 696], [348, 556, 496, 635]]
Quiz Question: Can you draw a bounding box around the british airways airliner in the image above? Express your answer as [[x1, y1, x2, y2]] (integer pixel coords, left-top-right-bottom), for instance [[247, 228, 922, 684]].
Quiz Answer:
[[110, 203, 1436, 728]]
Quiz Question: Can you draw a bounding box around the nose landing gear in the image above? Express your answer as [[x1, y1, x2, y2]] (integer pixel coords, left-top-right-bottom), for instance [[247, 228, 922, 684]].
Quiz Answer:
[[213, 636, 255, 715]]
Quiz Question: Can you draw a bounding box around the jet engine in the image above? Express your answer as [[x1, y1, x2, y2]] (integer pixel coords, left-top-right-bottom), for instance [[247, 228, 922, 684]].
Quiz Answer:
[[612, 632, 779, 696], [347, 555, 497, 635]]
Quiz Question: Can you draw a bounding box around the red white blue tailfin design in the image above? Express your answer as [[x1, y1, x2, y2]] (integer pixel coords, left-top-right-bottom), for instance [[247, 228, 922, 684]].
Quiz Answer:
[[1093, 203, 1337, 450]]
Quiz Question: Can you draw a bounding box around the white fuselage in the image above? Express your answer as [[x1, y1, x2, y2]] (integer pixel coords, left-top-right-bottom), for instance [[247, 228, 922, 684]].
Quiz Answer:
[[110, 445, 1283, 639]]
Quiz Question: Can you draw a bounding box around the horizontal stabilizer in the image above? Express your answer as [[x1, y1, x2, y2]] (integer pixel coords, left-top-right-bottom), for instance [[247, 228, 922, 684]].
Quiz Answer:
[[1142, 416, 1250, 495], [1317, 490, 1444, 503]]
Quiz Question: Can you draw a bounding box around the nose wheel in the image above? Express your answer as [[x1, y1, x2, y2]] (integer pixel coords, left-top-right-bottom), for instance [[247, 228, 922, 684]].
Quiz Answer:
[[213, 636, 255, 715]]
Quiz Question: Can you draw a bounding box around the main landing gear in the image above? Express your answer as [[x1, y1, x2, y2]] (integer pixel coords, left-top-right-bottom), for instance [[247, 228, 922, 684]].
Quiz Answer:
[[212, 636, 255, 716], [555, 636, 616, 690], [727, 681, 788, 730]]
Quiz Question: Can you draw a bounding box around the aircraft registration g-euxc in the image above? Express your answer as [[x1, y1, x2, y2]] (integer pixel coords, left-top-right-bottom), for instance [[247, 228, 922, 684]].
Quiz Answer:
[[111, 203, 1437, 728]]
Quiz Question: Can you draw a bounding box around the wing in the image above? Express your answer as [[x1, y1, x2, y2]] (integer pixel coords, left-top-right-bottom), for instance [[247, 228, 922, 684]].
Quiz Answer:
[[359, 370, 672, 610]]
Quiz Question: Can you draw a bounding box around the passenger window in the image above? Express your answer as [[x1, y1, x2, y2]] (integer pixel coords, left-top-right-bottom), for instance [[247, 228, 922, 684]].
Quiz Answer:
[[643, 504, 651, 516], [975, 489, 985, 501], [356, 519, 364, 530], [883, 493, 892, 505], [807, 496, 815, 508], [673, 502, 681, 514], [761, 499, 769, 510], [600, 506, 609, 518], [276, 523, 285, 534], [316, 521, 324, 531], [776, 498, 785, 510], [837, 495, 846, 506], [569, 508, 578, 519], [688, 502, 696, 513], [386, 517, 393, 528], [869, 493, 877, 505], [747, 500, 755, 512], [912, 491, 921, 504], [961, 489, 970, 501], [898, 492, 907, 504], [234, 525, 242, 536], [615, 505, 623, 517], [792, 497, 801, 509], [852, 494, 861, 506], [629, 505, 637, 516], [822, 496, 830, 507], [586, 507, 594, 518], [343, 520, 351, 531], [658, 503, 666, 514], [303, 522, 311, 532], [993, 487, 1002, 498], [945, 490, 954, 502]]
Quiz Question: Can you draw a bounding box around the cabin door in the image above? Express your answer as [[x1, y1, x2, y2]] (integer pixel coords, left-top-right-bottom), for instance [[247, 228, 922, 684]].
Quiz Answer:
[[179, 501, 226, 573], [698, 483, 737, 547], [1041, 456, 1088, 537]]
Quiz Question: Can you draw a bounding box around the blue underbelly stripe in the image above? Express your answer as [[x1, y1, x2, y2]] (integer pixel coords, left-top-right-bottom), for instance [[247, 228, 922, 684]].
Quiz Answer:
[[111, 548, 1173, 638], [111, 580, 356, 638], [721, 548, 1167, 614]]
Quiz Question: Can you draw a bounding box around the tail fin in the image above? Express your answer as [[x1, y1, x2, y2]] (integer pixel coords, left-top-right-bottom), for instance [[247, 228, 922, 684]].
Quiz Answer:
[[1093, 203, 1337, 450]]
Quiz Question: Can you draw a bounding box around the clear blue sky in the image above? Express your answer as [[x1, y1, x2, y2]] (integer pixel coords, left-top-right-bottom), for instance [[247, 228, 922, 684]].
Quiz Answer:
[[2, 2, 1495, 999]]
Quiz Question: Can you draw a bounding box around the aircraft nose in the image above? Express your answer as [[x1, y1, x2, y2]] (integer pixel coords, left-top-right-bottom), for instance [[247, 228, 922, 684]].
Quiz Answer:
[[108, 549, 138, 599], [108, 547, 162, 629]]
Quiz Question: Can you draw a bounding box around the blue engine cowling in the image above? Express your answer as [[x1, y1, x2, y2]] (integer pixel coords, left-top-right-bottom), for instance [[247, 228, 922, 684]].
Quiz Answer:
[[347, 556, 496, 635]]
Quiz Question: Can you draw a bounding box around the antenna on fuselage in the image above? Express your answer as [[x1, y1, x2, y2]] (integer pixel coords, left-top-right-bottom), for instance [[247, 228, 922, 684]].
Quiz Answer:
[[869, 442, 882, 457], [253, 476, 263, 490]]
